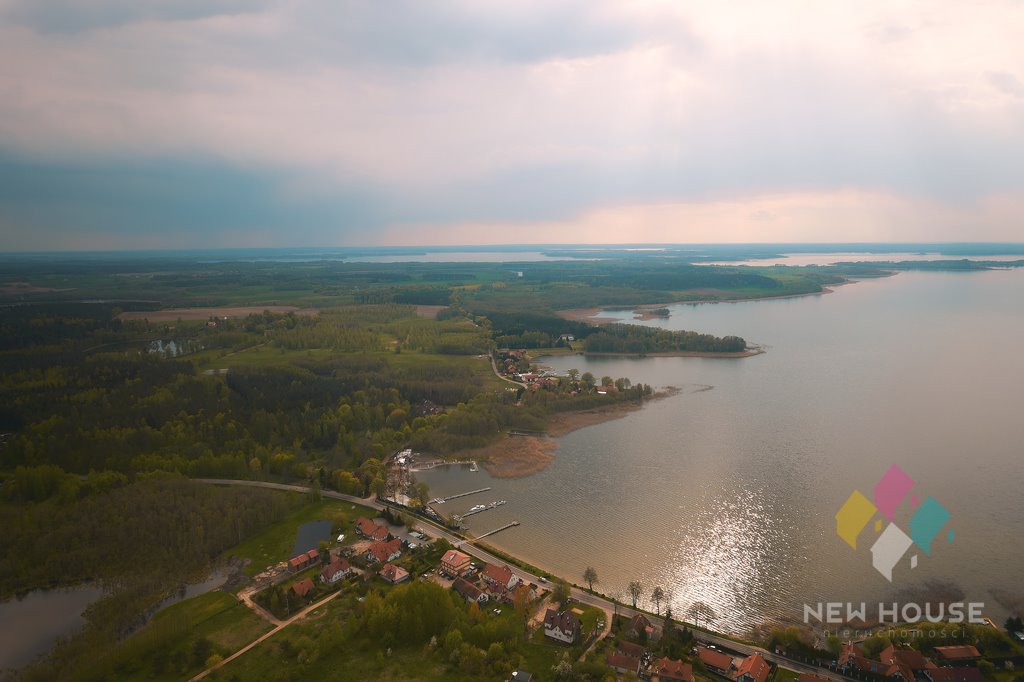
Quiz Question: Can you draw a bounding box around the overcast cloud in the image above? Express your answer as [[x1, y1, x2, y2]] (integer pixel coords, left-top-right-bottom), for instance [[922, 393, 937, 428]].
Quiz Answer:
[[1, 0, 1022, 249]]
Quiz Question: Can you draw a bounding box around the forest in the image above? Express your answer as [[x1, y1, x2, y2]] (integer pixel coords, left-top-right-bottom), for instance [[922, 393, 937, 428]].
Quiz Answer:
[[584, 324, 748, 354]]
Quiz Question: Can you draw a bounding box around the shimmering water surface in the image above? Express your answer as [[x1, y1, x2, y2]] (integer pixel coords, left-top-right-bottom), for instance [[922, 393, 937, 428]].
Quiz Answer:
[[418, 269, 1024, 635]]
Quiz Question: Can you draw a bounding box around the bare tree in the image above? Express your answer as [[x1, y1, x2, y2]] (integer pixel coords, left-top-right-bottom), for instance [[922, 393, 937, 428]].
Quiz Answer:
[[651, 586, 665, 614], [583, 567, 598, 591], [628, 580, 643, 608]]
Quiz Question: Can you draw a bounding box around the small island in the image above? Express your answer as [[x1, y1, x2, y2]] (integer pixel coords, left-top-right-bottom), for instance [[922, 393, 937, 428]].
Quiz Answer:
[[633, 306, 671, 320]]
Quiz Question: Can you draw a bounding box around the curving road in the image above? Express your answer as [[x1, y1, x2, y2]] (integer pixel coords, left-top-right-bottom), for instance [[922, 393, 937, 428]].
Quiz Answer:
[[196, 479, 854, 682]]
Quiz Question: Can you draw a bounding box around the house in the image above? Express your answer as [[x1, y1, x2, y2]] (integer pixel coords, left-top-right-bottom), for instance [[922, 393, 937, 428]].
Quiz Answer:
[[543, 609, 581, 644], [627, 613, 661, 641], [616, 641, 645, 659], [879, 644, 936, 681], [319, 557, 351, 584], [503, 582, 538, 606], [482, 563, 520, 591], [925, 668, 984, 682], [365, 538, 402, 563], [452, 577, 489, 604], [559, 334, 575, 342], [355, 517, 390, 541], [287, 548, 320, 573], [509, 672, 532, 682], [378, 562, 410, 584], [697, 646, 733, 675], [654, 656, 694, 682], [440, 549, 472, 577], [933, 645, 981, 663], [291, 577, 315, 600], [837, 642, 889, 676], [606, 651, 641, 676], [736, 653, 770, 682]]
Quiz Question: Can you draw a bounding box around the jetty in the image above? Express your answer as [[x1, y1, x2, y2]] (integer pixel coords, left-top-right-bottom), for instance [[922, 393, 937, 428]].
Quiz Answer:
[[430, 487, 491, 505], [454, 500, 506, 520], [474, 521, 520, 541]]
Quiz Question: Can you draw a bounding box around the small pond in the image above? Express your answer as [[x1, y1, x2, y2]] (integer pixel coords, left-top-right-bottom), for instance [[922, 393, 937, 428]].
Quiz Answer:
[[293, 519, 332, 556]]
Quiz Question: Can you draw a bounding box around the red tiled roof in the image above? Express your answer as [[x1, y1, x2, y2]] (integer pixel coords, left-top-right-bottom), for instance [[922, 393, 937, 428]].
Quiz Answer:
[[698, 647, 733, 672], [291, 577, 315, 598], [933, 645, 980, 660], [378, 562, 409, 583], [366, 538, 401, 563], [482, 563, 514, 586], [441, 549, 471, 568], [320, 558, 349, 582], [736, 653, 770, 682], [655, 657, 694, 682]]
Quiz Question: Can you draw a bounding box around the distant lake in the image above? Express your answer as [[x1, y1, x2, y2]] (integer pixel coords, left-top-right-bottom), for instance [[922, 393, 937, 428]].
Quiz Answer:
[[418, 268, 1024, 635], [698, 252, 1024, 266], [346, 251, 598, 263]]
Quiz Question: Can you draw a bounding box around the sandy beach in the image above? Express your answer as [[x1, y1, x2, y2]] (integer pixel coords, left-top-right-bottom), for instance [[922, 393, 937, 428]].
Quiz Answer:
[[473, 387, 681, 478]]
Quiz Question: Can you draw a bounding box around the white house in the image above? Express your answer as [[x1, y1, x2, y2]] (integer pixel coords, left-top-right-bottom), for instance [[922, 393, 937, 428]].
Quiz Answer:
[[543, 609, 581, 644]]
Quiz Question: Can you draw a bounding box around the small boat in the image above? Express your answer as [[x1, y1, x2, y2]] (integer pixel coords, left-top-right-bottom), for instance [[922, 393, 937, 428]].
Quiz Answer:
[[469, 504, 487, 513]]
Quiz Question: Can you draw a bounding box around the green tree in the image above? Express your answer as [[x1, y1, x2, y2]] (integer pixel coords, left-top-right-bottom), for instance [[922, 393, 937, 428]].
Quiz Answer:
[[552, 580, 571, 606]]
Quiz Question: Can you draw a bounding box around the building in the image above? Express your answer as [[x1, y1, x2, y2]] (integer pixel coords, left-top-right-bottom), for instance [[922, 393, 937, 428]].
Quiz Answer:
[[440, 549, 472, 577], [627, 613, 661, 641], [509, 671, 532, 682], [697, 647, 733, 675], [879, 644, 937, 681], [837, 642, 889, 676], [543, 609, 581, 644], [319, 557, 351, 584], [736, 653, 770, 682], [365, 538, 402, 564], [482, 563, 520, 591], [355, 517, 390, 541], [616, 641, 645, 659], [654, 657, 694, 682], [287, 548, 320, 573], [452, 577, 489, 604], [606, 651, 641, 676], [925, 668, 984, 682], [933, 645, 981, 663], [291, 577, 315, 600], [378, 562, 410, 584]]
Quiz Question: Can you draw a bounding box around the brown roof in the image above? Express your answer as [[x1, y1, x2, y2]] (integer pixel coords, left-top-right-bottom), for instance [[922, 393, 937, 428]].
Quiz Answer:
[[320, 558, 350, 581], [366, 538, 402, 563], [543, 609, 581, 636], [606, 652, 641, 673], [926, 668, 984, 682], [441, 549, 471, 567], [617, 640, 645, 658], [482, 563, 514, 586], [880, 645, 935, 671], [291, 577, 315, 598], [378, 562, 409, 583], [452, 577, 484, 601], [736, 653, 770, 682], [655, 657, 694, 682], [698, 647, 733, 672], [933, 645, 980, 660], [306, 549, 319, 561]]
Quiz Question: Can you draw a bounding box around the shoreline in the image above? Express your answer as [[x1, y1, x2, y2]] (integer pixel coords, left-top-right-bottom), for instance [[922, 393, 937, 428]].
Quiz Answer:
[[474, 387, 682, 478], [555, 286, 844, 325]]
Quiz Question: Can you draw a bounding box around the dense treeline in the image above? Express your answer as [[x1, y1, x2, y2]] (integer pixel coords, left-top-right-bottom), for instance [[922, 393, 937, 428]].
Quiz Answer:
[[585, 323, 747, 353], [0, 474, 289, 606]]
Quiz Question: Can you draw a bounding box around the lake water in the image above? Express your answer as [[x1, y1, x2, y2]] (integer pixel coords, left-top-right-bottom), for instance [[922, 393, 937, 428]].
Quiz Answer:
[[698, 252, 1024, 267], [418, 269, 1024, 635], [293, 519, 332, 556]]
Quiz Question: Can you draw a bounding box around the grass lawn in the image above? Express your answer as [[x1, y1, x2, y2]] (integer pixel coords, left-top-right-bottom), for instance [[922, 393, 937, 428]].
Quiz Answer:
[[98, 591, 272, 681], [227, 497, 380, 576], [773, 666, 801, 682]]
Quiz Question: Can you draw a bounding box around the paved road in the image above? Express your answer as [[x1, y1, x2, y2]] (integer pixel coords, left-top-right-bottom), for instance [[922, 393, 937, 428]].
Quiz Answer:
[[197, 479, 854, 681]]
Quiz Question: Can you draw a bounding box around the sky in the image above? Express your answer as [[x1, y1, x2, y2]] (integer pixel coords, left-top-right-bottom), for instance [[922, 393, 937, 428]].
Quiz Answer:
[[1, 0, 1022, 250]]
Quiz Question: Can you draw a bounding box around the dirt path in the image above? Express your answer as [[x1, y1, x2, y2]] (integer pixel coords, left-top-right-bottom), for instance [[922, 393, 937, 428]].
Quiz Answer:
[[490, 354, 526, 388], [237, 584, 282, 626], [189, 590, 342, 681]]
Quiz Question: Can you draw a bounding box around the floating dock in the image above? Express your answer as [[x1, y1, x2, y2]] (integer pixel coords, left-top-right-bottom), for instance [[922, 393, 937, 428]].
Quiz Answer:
[[454, 500, 506, 520]]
